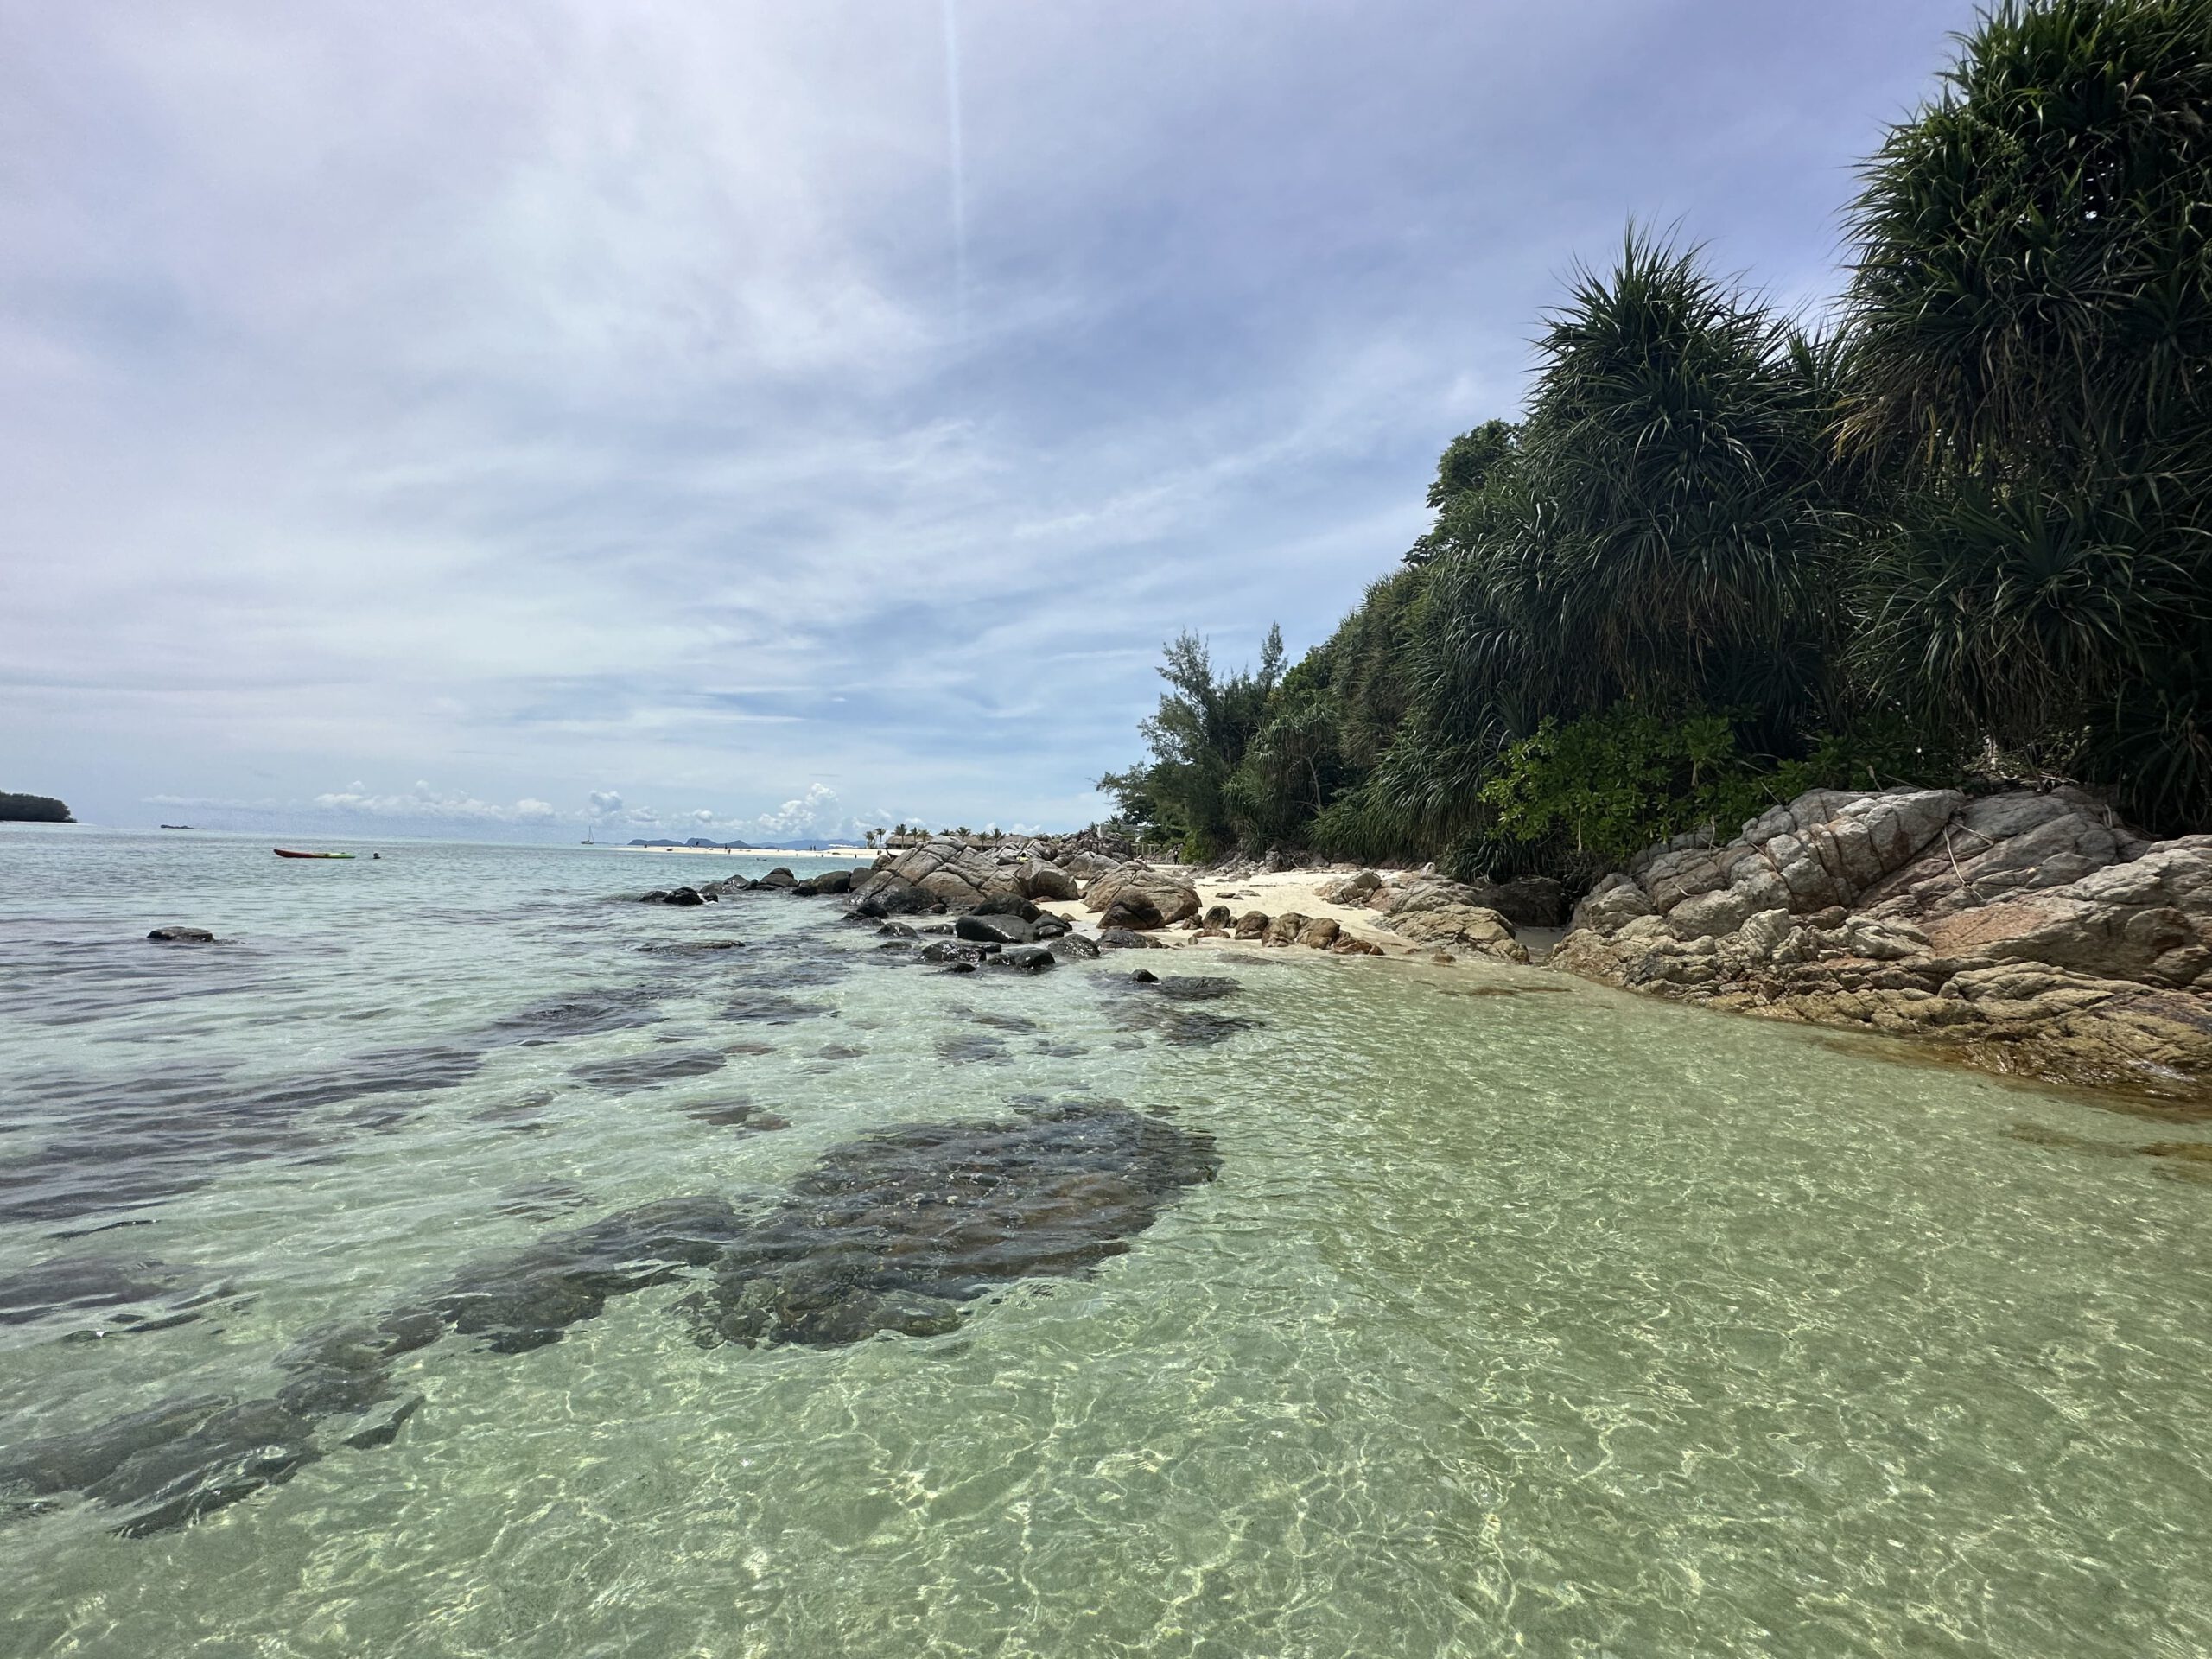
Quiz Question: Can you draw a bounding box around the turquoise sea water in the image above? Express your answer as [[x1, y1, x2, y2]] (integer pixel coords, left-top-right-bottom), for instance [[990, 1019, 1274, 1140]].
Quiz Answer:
[[2, 825, 2209, 1657]]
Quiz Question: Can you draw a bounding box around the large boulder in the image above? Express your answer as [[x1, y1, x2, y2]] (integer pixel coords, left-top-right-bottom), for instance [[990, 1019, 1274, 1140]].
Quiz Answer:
[[847, 839, 1023, 915], [956, 912, 1040, 946], [1554, 786, 2212, 1097], [847, 873, 935, 918], [1098, 928, 1164, 950], [1262, 912, 1310, 947], [1100, 893, 1165, 931], [1017, 861, 1081, 902], [1084, 867, 1201, 927], [1058, 850, 1122, 881], [1379, 882, 1531, 963], [1317, 870, 1384, 906], [1366, 874, 1563, 930], [1296, 917, 1342, 950]]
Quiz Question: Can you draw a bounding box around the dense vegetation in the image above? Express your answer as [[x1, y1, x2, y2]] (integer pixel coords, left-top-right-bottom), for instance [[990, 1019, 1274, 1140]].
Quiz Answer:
[[1103, 0, 2211, 883], [0, 791, 74, 823]]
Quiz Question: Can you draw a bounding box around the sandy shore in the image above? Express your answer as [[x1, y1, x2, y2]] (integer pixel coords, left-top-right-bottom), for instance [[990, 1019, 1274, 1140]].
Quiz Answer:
[[1037, 866, 1566, 963]]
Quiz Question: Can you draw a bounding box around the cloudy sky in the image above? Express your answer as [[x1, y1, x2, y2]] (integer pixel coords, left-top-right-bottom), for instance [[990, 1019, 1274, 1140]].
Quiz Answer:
[[2, 0, 1981, 842]]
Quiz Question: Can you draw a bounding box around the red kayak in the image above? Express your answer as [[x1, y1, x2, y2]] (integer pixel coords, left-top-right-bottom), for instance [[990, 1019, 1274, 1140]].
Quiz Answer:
[[273, 848, 355, 859]]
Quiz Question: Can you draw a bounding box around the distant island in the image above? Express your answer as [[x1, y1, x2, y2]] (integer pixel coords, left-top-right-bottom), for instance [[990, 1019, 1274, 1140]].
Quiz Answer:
[[621, 836, 871, 851], [0, 791, 73, 823]]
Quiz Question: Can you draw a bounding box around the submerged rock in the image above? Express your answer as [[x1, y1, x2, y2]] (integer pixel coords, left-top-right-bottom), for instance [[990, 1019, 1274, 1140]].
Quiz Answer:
[[486, 987, 664, 1042], [427, 1196, 752, 1355], [922, 939, 991, 968], [682, 1103, 1217, 1349], [492, 1182, 596, 1222], [1098, 928, 1163, 950], [145, 926, 216, 944], [5, 1102, 1217, 1537], [0, 1255, 233, 1338], [569, 1049, 728, 1090], [685, 1099, 790, 1131]]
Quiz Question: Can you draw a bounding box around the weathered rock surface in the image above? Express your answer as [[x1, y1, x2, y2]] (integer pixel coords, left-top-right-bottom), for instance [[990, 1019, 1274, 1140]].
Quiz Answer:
[[1098, 928, 1164, 950], [1083, 867, 1202, 928], [1295, 917, 1342, 950], [1375, 881, 1531, 963], [1316, 870, 1383, 906], [956, 912, 1040, 946], [1018, 860, 1081, 902], [146, 926, 217, 944], [848, 840, 1029, 915], [1554, 786, 2212, 1097], [1262, 912, 1311, 947]]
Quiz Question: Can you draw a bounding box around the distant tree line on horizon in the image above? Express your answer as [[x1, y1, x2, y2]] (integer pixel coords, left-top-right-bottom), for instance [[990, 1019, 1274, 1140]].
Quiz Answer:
[[1102, 0, 2212, 884], [0, 791, 74, 823]]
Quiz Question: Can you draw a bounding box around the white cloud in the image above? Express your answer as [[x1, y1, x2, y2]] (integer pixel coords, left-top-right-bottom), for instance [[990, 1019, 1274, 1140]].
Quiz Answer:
[[310, 780, 560, 823], [11, 0, 1982, 837]]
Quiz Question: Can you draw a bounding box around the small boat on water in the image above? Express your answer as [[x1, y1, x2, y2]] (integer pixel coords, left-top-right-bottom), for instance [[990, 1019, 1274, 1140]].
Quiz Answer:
[[273, 848, 354, 859]]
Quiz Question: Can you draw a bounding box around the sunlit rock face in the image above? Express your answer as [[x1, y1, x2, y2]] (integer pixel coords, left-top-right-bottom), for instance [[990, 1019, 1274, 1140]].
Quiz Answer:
[[1557, 786, 2212, 1100]]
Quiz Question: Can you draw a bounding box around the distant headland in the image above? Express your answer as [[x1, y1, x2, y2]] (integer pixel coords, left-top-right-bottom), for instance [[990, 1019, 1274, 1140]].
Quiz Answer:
[[0, 791, 73, 823]]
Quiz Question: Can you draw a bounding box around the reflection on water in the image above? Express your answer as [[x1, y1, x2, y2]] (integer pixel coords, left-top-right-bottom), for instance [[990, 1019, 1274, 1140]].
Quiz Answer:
[[2, 825, 2209, 1656]]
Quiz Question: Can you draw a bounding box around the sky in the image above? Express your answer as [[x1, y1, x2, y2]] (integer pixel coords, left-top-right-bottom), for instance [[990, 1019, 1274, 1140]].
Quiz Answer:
[[1, 0, 1986, 843]]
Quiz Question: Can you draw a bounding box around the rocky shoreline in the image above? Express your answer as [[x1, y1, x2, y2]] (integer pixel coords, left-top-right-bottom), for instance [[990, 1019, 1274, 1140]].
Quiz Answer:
[[625, 792, 2212, 1105], [1554, 786, 2212, 1107]]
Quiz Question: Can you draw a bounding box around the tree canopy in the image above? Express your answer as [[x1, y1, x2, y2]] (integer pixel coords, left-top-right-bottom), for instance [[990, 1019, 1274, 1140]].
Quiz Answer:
[[1104, 0, 2210, 877]]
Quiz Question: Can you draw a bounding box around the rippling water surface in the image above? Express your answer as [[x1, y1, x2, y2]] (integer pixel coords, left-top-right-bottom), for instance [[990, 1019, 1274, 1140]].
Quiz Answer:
[[3, 826, 2209, 1657]]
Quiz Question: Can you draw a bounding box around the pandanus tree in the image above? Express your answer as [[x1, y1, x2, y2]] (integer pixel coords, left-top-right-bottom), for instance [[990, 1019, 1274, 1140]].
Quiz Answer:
[[1353, 234, 1840, 855], [1840, 0, 2212, 830]]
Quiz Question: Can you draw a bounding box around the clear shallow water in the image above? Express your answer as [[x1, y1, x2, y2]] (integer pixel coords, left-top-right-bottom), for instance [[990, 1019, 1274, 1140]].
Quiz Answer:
[[2, 825, 2209, 1658]]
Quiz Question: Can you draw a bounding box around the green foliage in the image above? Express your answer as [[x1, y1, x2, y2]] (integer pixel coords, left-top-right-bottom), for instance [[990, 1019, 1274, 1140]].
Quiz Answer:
[[1840, 0, 2212, 476], [0, 791, 73, 823], [1471, 706, 1965, 874], [1099, 627, 1285, 858], [1840, 0, 2212, 830], [1407, 422, 1521, 565], [1431, 232, 1839, 740]]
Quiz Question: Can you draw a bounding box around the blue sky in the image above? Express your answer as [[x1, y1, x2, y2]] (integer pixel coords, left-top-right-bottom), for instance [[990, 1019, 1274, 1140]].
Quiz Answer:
[[1, 0, 1983, 842]]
